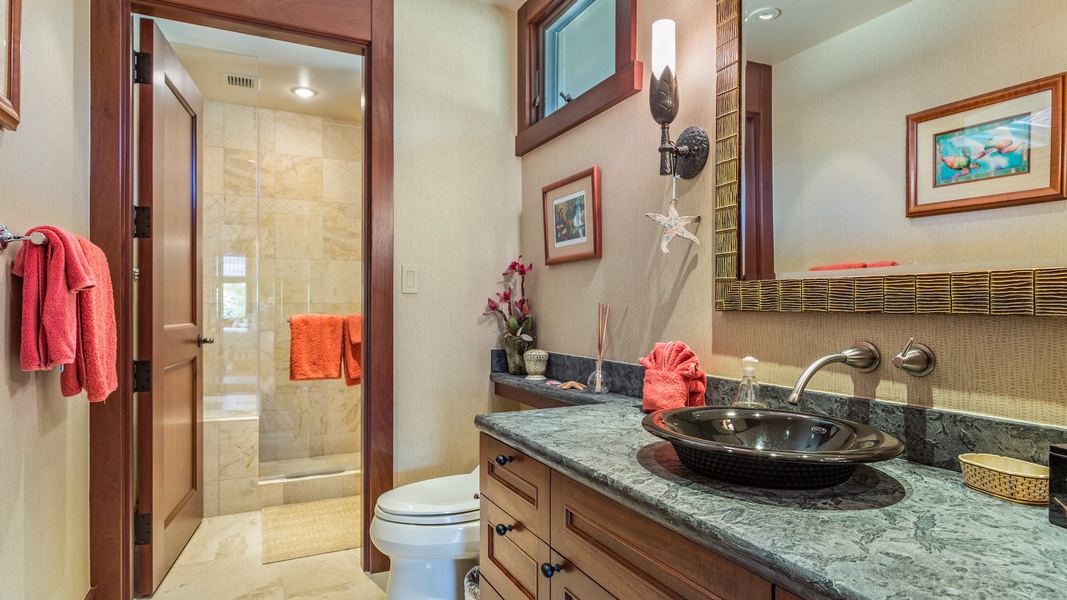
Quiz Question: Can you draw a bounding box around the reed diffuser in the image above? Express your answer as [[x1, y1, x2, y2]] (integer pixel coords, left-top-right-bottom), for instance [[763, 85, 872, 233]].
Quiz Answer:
[[587, 303, 626, 393]]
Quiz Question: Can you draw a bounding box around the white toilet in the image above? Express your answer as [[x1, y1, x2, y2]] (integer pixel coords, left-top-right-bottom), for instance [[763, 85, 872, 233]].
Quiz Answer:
[[369, 468, 481, 600]]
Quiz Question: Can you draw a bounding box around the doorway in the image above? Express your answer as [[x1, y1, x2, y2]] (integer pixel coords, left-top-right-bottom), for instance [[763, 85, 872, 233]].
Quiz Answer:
[[88, 2, 394, 599]]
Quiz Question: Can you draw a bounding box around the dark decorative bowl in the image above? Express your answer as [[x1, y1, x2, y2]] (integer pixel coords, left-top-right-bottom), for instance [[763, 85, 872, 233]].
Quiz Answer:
[[642, 407, 904, 489]]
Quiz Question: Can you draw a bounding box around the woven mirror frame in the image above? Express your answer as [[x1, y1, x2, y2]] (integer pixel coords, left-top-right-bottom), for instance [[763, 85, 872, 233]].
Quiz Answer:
[[712, 0, 1067, 317]]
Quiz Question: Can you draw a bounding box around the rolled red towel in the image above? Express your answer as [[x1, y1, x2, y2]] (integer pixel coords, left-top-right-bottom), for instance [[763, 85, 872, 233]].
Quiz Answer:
[[867, 261, 899, 268], [640, 341, 708, 412]]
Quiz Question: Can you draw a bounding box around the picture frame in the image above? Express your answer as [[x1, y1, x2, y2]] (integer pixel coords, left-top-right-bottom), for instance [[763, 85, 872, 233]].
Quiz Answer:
[[0, 0, 19, 131], [542, 166, 602, 265], [906, 73, 1066, 218]]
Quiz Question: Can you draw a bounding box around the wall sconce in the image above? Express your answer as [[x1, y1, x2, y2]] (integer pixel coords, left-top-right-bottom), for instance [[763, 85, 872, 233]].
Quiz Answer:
[[649, 19, 709, 179]]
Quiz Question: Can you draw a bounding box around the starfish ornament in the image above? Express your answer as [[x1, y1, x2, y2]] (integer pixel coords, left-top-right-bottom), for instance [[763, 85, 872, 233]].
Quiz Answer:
[[645, 199, 701, 253]]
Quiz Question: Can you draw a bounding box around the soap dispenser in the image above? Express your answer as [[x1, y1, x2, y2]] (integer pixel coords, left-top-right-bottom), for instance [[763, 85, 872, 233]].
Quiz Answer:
[[732, 356, 766, 408]]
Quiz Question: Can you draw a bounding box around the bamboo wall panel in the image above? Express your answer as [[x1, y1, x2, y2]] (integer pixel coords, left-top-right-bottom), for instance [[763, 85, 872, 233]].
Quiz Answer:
[[712, 0, 1067, 318]]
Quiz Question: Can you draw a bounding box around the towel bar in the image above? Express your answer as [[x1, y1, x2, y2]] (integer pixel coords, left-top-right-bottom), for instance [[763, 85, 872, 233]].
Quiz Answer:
[[0, 225, 47, 249]]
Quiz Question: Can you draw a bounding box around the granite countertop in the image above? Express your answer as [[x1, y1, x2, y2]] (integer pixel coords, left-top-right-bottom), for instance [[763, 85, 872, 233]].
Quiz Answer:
[[475, 403, 1067, 600]]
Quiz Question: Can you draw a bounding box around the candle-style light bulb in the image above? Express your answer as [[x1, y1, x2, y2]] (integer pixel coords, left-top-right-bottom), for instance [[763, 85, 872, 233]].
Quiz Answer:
[[651, 19, 676, 79]]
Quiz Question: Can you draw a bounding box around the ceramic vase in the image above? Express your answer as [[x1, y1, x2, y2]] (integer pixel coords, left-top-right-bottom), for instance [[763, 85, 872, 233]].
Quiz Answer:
[[502, 336, 533, 375], [523, 349, 549, 380]]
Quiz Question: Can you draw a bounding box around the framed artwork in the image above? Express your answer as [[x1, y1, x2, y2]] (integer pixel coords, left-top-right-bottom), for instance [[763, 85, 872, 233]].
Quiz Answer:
[[906, 73, 1065, 217], [0, 0, 19, 130], [542, 166, 602, 264]]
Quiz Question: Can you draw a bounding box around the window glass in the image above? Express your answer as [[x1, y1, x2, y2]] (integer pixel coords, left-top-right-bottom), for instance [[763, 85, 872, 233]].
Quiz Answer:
[[222, 282, 247, 320], [543, 0, 615, 117]]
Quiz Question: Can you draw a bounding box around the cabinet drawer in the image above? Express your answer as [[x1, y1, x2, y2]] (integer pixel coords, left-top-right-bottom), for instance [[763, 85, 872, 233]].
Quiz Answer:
[[481, 433, 551, 541], [481, 496, 551, 600], [773, 587, 807, 600], [480, 576, 505, 600], [548, 551, 617, 600], [551, 472, 774, 600]]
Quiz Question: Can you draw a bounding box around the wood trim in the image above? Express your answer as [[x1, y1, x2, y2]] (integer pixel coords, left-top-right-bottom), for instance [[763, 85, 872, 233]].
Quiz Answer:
[[83, 588, 96, 600], [714, 0, 1067, 317], [493, 381, 570, 409], [88, 2, 136, 598], [0, 0, 21, 130], [363, 0, 395, 574], [541, 166, 601, 265], [905, 73, 1066, 218], [742, 61, 773, 281], [89, 0, 395, 595], [515, 0, 642, 156]]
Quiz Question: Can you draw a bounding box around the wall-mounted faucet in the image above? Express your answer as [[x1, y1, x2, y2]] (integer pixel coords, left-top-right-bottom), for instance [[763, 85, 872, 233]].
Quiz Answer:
[[787, 342, 880, 405], [892, 338, 935, 377]]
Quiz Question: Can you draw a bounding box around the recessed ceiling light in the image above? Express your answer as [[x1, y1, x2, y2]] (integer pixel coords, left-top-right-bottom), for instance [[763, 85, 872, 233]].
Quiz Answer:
[[750, 7, 781, 21], [291, 87, 318, 98]]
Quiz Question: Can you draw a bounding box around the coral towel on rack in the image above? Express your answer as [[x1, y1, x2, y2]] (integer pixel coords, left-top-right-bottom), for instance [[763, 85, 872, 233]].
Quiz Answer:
[[60, 237, 118, 401], [289, 314, 345, 380], [639, 341, 707, 412], [11, 226, 97, 371], [342, 314, 363, 386]]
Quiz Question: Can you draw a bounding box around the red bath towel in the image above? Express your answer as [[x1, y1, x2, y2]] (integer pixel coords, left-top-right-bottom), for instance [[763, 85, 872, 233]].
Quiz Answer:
[[640, 341, 707, 412], [12, 225, 97, 371], [289, 314, 345, 380], [60, 236, 118, 401], [342, 314, 363, 386]]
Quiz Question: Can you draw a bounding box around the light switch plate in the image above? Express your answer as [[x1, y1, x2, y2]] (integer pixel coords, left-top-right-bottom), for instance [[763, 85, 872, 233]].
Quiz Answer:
[[401, 264, 419, 294]]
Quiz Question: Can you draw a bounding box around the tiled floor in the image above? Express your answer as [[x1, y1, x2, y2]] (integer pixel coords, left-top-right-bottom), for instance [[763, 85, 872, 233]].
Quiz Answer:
[[152, 511, 388, 600]]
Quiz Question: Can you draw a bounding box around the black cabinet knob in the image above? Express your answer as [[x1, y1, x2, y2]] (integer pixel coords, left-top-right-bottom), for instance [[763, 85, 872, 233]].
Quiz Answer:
[[540, 563, 562, 578], [495, 454, 513, 466], [494, 523, 513, 536]]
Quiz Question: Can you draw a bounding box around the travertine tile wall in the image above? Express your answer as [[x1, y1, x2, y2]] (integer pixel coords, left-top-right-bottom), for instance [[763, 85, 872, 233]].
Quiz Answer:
[[202, 100, 363, 468]]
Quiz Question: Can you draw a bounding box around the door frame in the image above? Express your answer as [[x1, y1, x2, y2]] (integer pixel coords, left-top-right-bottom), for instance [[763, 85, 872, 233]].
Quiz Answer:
[[88, 1, 394, 598]]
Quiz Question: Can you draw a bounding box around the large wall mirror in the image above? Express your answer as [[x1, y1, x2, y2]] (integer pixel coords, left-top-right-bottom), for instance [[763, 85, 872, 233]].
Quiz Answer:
[[713, 0, 1067, 317]]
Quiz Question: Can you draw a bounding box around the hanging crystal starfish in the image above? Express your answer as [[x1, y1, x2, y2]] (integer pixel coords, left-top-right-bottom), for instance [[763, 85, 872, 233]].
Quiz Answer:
[[646, 198, 701, 253]]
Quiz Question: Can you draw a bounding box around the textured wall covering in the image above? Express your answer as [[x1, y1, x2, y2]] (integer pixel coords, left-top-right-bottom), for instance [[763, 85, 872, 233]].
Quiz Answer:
[[520, 0, 719, 364], [394, 0, 522, 486], [771, 0, 1067, 276], [0, 0, 92, 598], [519, 1, 1067, 428]]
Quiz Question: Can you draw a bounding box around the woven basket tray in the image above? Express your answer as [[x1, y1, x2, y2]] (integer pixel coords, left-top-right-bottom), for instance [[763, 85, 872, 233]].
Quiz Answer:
[[958, 453, 1049, 505]]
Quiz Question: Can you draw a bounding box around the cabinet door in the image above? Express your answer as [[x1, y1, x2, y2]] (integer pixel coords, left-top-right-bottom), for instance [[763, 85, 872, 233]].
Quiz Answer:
[[549, 551, 617, 600], [550, 472, 774, 600], [774, 587, 807, 600], [481, 496, 552, 600]]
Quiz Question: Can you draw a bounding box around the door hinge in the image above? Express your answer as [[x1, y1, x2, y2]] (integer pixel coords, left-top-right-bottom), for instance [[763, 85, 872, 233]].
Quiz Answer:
[[133, 360, 151, 393], [133, 206, 152, 238], [133, 52, 152, 85], [134, 513, 151, 546]]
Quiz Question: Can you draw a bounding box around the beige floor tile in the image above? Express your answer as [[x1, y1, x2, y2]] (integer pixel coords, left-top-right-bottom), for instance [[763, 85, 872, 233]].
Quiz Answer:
[[153, 512, 385, 600]]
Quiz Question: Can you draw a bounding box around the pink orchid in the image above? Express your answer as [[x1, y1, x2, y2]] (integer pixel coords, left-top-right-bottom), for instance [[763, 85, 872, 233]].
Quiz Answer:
[[482, 256, 535, 340]]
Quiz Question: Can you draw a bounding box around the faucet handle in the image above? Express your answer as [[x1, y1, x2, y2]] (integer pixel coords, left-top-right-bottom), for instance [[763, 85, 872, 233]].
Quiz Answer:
[[892, 338, 935, 377]]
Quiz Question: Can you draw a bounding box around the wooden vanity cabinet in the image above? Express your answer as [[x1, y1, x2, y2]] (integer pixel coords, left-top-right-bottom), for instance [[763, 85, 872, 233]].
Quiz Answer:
[[478, 434, 801, 600]]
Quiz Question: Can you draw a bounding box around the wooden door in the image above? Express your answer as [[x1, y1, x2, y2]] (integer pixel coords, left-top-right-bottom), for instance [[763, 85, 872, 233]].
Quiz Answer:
[[134, 18, 205, 597]]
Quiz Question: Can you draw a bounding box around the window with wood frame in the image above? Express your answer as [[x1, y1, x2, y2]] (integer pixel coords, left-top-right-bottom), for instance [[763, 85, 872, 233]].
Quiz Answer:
[[516, 0, 641, 156]]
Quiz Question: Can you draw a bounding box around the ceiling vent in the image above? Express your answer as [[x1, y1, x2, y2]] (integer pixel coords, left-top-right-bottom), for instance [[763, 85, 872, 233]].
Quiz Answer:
[[224, 73, 259, 90]]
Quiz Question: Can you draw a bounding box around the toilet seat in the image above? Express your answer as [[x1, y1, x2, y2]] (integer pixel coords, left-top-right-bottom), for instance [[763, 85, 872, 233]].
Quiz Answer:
[[374, 469, 480, 525]]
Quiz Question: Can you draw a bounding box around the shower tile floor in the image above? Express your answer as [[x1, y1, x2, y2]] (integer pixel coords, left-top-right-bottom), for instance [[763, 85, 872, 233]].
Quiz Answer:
[[152, 510, 387, 600], [260, 452, 361, 480]]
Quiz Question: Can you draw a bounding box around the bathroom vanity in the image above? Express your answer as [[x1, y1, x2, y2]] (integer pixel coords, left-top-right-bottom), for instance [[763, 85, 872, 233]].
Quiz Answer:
[[475, 402, 1067, 600]]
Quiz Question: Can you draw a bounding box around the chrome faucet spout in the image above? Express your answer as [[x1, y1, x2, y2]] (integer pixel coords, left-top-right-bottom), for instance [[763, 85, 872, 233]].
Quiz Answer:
[[787, 342, 880, 405]]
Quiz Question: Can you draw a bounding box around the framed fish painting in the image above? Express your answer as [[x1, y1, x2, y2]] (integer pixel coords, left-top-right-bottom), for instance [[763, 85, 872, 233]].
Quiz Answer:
[[906, 73, 1066, 217]]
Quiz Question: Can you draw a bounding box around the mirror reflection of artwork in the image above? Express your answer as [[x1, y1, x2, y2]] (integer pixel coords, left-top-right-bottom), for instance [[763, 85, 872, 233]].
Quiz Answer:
[[553, 191, 588, 247], [934, 114, 1030, 187]]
